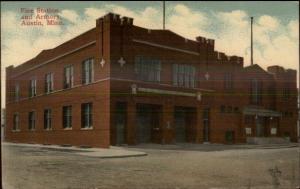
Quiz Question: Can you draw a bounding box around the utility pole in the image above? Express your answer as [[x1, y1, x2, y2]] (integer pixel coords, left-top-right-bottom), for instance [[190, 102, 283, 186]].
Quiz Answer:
[[163, 1, 165, 30], [250, 17, 253, 66]]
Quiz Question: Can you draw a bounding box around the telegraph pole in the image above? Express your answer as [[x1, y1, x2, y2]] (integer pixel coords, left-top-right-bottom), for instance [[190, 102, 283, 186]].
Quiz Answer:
[[250, 17, 253, 65], [163, 1, 165, 30]]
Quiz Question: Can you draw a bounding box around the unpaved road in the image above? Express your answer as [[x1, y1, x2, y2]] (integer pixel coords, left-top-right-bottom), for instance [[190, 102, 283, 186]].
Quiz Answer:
[[2, 143, 300, 189]]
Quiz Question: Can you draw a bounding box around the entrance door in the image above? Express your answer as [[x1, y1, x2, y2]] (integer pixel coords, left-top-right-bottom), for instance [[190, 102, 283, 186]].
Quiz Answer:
[[256, 116, 265, 137], [203, 108, 210, 142], [115, 102, 126, 145], [174, 107, 186, 143]]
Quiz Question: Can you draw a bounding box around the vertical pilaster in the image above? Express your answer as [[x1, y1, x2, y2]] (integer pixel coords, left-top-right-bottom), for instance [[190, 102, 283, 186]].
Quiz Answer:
[[196, 105, 203, 143], [127, 98, 136, 145], [161, 100, 174, 144]]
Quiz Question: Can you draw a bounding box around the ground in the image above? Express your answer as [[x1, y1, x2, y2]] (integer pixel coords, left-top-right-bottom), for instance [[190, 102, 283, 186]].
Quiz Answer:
[[2, 143, 300, 189]]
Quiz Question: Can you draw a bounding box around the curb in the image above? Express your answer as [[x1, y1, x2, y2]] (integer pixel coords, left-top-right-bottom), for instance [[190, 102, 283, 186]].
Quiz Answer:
[[99, 153, 148, 159], [3, 142, 148, 159]]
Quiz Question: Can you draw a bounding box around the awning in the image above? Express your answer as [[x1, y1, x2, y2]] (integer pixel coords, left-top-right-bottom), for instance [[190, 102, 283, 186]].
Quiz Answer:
[[243, 107, 281, 117]]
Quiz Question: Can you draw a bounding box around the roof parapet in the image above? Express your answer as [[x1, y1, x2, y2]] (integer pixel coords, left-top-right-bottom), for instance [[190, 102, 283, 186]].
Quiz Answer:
[[96, 13, 133, 26], [196, 36, 214, 51]]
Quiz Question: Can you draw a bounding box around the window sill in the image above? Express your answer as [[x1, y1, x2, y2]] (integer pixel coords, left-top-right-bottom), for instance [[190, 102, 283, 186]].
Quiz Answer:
[[12, 129, 21, 132], [63, 127, 72, 131], [80, 127, 93, 130], [172, 85, 197, 89], [82, 82, 94, 86], [29, 129, 36, 131], [44, 128, 53, 131]]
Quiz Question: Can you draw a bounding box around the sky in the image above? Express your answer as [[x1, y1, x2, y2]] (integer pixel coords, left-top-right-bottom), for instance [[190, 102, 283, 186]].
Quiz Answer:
[[1, 1, 299, 108]]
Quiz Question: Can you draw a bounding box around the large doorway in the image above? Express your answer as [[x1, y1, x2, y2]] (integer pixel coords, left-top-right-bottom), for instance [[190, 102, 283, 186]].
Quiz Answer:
[[136, 104, 161, 144], [174, 107, 186, 142], [114, 102, 127, 145], [174, 107, 196, 143], [256, 116, 265, 137]]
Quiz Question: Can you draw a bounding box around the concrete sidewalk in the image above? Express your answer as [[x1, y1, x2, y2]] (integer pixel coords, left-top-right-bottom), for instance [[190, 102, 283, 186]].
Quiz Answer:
[[2, 142, 147, 158]]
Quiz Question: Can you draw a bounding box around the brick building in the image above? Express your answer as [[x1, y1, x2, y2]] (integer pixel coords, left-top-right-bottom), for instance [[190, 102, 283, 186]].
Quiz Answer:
[[5, 13, 298, 148]]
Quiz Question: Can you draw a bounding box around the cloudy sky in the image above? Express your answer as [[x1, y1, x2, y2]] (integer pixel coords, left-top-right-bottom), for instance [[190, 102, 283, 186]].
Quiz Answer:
[[1, 1, 299, 108]]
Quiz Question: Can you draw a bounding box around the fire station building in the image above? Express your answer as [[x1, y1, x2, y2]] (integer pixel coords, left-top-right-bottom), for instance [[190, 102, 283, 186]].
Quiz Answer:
[[5, 13, 298, 148]]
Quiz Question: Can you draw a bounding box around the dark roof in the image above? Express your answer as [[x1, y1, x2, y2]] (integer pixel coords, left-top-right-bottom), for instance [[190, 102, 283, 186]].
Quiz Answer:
[[243, 64, 273, 75]]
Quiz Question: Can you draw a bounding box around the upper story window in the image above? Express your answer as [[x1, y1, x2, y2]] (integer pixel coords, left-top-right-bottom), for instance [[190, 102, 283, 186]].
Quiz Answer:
[[13, 113, 20, 131], [45, 73, 54, 94], [28, 111, 36, 130], [81, 103, 93, 129], [14, 84, 20, 102], [29, 79, 37, 97], [173, 64, 196, 88], [82, 58, 94, 85], [224, 73, 233, 90], [134, 56, 161, 83], [250, 79, 262, 105], [64, 65, 74, 89], [63, 106, 72, 129]]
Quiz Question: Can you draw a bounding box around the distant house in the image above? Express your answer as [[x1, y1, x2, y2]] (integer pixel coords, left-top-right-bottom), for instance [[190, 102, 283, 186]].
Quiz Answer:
[[5, 13, 298, 148], [1, 108, 5, 141]]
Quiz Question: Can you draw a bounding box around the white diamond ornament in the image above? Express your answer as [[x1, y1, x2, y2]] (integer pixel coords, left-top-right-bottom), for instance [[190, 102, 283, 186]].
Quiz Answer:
[[118, 57, 126, 67], [205, 72, 210, 80], [100, 58, 105, 67]]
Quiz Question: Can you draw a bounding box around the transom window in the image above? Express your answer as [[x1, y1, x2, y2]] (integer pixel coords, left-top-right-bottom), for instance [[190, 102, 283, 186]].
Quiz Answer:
[[173, 64, 196, 88], [82, 58, 94, 85], [81, 103, 93, 128], [134, 56, 161, 83]]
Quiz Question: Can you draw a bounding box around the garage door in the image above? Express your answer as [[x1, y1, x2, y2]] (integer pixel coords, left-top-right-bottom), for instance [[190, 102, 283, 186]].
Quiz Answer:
[[174, 108, 186, 143], [136, 104, 152, 143]]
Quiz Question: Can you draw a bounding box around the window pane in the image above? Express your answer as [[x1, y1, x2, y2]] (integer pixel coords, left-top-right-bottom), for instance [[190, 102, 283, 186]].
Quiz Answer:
[[190, 75, 195, 88], [29, 112, 35, 130], [70, 66, 74, 87], [50, 73, 53, 91], [172, 64, 178, 86], [184, 65, 189, 87], [172, 64, 196, 88], [81, 103, 92, 128], [134, 56, 161, 83], [90, 59, 94, 82]]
